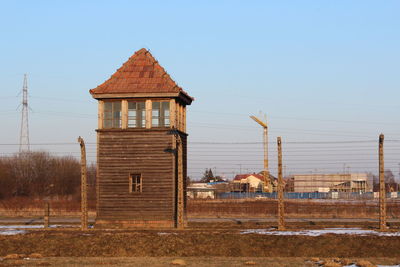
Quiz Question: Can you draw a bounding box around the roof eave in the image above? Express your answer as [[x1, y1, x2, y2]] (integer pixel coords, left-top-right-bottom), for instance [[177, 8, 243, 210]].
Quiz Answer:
[[90, 90, 194, 105], [178, 91, 194, 105]]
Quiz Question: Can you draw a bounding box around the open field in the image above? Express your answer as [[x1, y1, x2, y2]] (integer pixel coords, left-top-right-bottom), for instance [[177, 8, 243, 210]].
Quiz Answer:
[[2, 199, 400, 219], [187, 199, 400, 219], [1, 198, 400, 229]]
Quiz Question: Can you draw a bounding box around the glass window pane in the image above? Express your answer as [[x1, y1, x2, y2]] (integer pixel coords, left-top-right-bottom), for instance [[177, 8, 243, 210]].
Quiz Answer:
[[104, 111, 112, 120], [161, 102, 170, 127], [152, 101, 160, 127], [161, 102, 169, 111], [103, 101, 121, 128], [128, 102, 136, 110], [104, 119, 112, 128], [130, 174, 142, 193], [113, 102, 121, 128], [138, 102, 145, 128], [128, 101, 145, 128], [104, 102, 112, 112], [114, 102, 121, 109], [128, 101, 137, 128], [141, 110, 145, 127]]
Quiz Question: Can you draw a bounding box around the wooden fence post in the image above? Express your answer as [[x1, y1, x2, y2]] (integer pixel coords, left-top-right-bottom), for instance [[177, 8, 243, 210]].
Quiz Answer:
[[277, 137, 285, 230], [379, 134, 387, 231], [78, 136, 88, 230], [176, 135, 184, 229], [44, 202, 49, 228]]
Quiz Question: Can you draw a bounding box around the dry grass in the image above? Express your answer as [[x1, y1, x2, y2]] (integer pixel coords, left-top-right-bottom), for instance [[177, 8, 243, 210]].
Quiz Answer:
[[1, 198, 400, 220], [0, 197, 95, 217], [0, 257, 399, 267], [187, 199, 400, 219]]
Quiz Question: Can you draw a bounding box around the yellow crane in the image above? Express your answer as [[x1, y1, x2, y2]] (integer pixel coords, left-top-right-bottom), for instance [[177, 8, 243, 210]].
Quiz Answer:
[[250, 113, 271, 192]]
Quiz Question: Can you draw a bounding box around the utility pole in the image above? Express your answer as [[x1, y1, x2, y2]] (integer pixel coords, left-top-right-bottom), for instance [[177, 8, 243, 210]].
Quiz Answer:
[[277, 137, 285, 230], [19, 74, 30, 152], [250, 113, 270, 192], [379, 134, 387, 231], [78, 136, 88, 230]]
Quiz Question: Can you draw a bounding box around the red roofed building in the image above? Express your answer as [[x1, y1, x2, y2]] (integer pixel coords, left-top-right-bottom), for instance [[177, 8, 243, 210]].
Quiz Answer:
[[232, 173, 267, 192], [90, 48, 193, 229], [90, 48, 192, 103]]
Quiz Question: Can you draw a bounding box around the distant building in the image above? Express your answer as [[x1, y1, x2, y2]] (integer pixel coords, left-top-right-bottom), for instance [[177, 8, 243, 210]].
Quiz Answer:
[[330, 180, 369, 193], [284, 176, 295, 192], [187, 183, 216, 199], [232, 174, 266, 192], [293, 173, 373, 193]]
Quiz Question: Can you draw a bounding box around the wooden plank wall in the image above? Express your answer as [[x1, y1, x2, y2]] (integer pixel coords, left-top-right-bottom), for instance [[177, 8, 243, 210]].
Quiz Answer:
[[97, 129, 174, 221]]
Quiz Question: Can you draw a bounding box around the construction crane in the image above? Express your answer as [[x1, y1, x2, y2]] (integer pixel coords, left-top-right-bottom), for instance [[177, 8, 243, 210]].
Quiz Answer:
[[250, 113, 271, 192]]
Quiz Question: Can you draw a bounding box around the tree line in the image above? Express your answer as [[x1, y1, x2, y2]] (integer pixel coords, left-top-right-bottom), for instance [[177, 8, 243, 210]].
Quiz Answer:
[[0, 151, 96, 200]]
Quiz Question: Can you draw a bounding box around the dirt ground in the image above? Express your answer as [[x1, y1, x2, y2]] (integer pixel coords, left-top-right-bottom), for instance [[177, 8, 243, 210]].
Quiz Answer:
[[1, 229, 400, 258], [0, 257, 400, 267], [1, 198, 400, 266]]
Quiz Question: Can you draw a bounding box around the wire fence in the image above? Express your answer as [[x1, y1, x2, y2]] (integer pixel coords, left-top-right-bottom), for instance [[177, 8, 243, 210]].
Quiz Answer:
[[0, 137, 399, 228]]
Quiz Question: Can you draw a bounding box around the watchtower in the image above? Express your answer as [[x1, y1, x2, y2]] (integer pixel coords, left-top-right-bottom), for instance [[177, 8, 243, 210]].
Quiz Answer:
[[90, 48, 193, 228]]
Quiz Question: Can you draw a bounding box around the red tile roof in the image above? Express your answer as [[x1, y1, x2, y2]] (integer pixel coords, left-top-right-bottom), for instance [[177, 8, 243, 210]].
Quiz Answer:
[[90, 48, 193, 101]]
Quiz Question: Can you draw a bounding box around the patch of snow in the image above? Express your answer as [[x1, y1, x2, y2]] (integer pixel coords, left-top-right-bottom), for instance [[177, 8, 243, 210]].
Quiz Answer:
[[0, 225, 44, 235], [0, 225, 43, 229], [0, 230, 27, 235], [344, 265, 400, 267], [240, 228, 400, 236], [0, 224, 69, 235], [49, 224, 75, 228], [157, 232, 178, 236]]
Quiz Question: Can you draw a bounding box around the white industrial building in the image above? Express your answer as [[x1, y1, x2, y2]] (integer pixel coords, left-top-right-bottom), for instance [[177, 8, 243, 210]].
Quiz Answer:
[[293, 173, 373, 193]]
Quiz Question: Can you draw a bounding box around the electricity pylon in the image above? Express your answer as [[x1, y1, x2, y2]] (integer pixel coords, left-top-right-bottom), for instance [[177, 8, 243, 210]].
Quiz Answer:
[[19, 74, 30, 153]]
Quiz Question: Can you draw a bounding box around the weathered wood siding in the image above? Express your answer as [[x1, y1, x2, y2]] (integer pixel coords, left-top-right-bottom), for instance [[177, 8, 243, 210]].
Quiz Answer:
[[97, 129, 175, 221]]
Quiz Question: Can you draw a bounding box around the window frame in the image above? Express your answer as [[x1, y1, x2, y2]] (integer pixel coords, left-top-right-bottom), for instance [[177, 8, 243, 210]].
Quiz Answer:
[[103, 100, 122, 129], [129, 173, 142, 193], [151, 100, 170, 128], [127, 101, 146, 128]]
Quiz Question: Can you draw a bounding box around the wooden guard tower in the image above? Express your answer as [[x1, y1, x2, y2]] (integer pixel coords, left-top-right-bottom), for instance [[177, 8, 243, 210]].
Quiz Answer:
[[90, 48, 193, 228]]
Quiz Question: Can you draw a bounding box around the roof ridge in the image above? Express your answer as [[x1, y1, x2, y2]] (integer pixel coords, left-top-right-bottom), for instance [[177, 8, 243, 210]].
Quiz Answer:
[[89, 48, 192, 101]]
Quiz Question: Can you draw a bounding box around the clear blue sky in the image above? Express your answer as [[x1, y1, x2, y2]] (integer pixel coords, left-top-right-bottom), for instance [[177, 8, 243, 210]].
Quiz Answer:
[[0, 1, 399, 180]]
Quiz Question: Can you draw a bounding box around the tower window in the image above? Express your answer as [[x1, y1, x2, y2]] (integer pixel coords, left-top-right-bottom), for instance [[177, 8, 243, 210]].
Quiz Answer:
[[152, 101, 170, 127], [103, 101, 121, 128], [129, 173, 142, 193], [128, 101, 145, 128]]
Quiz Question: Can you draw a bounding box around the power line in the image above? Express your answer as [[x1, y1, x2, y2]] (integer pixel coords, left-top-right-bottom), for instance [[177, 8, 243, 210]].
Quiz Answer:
[[189, 110, 398, 126]]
